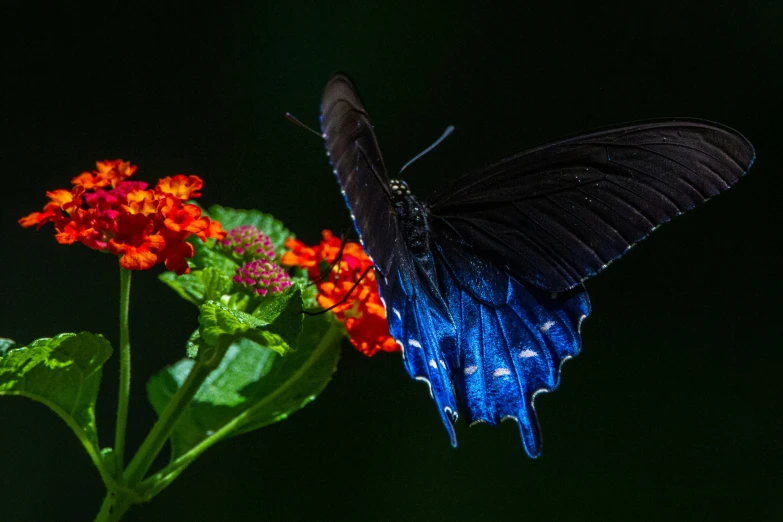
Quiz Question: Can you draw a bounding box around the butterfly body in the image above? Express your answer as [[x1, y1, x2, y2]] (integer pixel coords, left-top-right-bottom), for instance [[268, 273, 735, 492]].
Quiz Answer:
[[319, 72, 754, 457], [389, 179, 429, 256]]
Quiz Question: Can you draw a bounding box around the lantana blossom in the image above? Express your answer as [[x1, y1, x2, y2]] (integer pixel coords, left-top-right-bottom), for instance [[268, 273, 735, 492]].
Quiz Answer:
[[221, 224, 293, 297], [281, 230, 399, 357], [20, 159, 226, 274]]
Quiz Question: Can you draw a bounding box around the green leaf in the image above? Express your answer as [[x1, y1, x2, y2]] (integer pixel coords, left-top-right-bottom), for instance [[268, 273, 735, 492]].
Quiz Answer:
[[146, 312, 341, 462], [0, 332, 112, 477], [292, 274, 319, 309], [200, 267, 235, 301], [206, 206, 293, 253], [236, 313, 341, 434], [159, 271, 206, 306], [159, 267, 236, 308], [189, 236, 240, 273], [197, 287, 302, 357]]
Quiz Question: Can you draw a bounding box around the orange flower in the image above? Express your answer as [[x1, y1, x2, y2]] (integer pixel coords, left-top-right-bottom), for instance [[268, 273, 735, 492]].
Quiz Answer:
[[160, 196, 211, 240], [19, 202, 62, 230], [124, 189, 158, 216], [72, 159, 137, 190], [282, 230, 400, 357], [21, 159, 226, 275], [156, 174, 203, 199]]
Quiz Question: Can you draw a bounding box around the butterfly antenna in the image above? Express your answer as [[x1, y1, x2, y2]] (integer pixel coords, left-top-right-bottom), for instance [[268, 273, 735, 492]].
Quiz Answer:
[[399, 125, 455, 174], [285, 112, 323, 138], [303, 265, 374, 316]]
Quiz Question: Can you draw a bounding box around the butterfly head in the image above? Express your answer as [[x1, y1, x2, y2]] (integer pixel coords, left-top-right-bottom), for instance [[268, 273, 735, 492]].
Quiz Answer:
[[389, 179, 411, 198]]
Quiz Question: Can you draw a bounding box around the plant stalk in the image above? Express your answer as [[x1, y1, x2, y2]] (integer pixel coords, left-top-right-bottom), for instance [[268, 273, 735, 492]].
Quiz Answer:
[[114, 267, 132, 473], [122, 356, 214, 486]]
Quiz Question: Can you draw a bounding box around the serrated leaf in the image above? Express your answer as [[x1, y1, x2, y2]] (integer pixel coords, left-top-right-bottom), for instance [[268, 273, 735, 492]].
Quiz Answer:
[[160, 267, 239, 309], [159, 271, 206, 306], [250, 285, 298, 324], [189, 237, 240, 273], [198, 287, 301, 356], [0, 332, 112, 470], [253, 288, 303, 356], [206, 206, 293, 253], [200, 267, 235, 301], [198, 302, 273, 349], [147, 313, 341, 461]]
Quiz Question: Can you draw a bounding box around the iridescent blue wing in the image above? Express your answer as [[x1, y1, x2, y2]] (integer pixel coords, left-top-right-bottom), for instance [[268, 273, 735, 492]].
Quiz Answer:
[[429, 120, 755, 292], [384, 228, 591, 457]]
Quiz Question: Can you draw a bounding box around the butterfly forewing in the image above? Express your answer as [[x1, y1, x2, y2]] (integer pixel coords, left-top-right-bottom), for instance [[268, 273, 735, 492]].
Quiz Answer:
[[429, 120, 755, 292], [321, 73, 400, 276]]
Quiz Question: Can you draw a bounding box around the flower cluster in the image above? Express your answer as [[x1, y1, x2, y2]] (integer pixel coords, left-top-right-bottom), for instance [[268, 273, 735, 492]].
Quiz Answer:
[[219, 224, 276, 263], [234, 259, 293, 297], [221, 224, 293, 297], [19, 159, 226, 274], [281, 230, 399, 357]]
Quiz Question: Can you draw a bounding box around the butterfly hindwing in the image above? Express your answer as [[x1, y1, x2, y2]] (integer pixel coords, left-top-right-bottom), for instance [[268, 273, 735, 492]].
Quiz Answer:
[[374, 223, 590, 456], [377, 251, 460, 444], [432, 233, 590, 456]]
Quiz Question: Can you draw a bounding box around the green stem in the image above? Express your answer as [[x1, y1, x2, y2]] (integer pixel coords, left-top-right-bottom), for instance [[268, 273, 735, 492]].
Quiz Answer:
[[95, 488, 134, 522], [122, 356, 215, 487], [114, 267, 132, 473]]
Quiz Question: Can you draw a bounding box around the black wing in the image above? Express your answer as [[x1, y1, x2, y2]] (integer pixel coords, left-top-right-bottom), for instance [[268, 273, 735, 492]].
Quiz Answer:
[[429, 120, 755, 292], [320, 73, 400, 276]]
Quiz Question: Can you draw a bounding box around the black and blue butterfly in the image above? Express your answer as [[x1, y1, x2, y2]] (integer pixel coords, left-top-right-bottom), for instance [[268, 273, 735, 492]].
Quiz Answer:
[[318, 72, 755, 457]]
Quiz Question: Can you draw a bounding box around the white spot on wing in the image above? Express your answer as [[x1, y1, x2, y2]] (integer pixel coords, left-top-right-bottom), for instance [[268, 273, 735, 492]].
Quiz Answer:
[[493, 368, 511, 377], [518, 349, 537, 358], [393, 308, 401, 320], [439, 359, 447, 369], [539, 320, 556, 333], [429, 359, 438, 369], [409, 339, 422, 348], [464, 365, 478, 376]]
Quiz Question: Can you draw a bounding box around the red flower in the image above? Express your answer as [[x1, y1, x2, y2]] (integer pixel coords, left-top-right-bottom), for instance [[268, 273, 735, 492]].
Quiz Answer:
[[108, 213, 166, 271], [281, 230, 400, 357], [20, 159, 227, 275]]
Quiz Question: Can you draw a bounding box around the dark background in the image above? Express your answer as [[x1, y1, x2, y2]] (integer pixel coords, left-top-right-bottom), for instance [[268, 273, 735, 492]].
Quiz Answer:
[[3, 2, 781, 521]]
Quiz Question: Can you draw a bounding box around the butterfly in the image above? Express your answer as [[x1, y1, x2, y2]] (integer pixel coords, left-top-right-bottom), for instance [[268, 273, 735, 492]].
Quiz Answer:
[[318, 72, 755, 457]]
